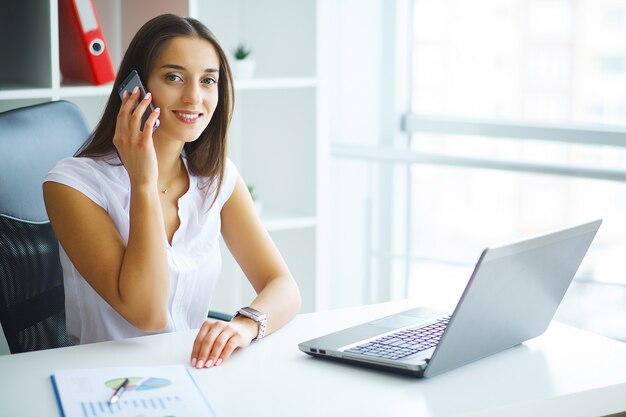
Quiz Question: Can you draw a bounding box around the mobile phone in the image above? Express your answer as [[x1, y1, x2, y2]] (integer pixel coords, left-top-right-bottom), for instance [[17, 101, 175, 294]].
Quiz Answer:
[[117, 70, 160, 131]]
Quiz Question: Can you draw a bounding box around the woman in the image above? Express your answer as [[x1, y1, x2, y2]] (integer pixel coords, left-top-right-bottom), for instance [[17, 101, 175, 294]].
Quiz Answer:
[[43, 14, 301, 369]]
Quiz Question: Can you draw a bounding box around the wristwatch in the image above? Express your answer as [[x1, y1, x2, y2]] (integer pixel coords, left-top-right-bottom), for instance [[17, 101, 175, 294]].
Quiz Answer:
[[233, 307, 267, 340]]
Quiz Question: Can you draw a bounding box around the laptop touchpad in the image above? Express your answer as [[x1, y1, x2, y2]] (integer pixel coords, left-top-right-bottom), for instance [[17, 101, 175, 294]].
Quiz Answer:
[[370, 315, 426, 329], [369, 308, 444, 329]]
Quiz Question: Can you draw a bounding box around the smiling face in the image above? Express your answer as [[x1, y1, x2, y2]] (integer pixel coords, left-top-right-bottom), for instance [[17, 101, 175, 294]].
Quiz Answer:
[[146, 36, 220, 144]]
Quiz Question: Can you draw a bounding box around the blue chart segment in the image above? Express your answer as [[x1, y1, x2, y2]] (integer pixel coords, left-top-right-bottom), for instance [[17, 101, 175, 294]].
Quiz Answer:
[[80, 395, 182, 417]]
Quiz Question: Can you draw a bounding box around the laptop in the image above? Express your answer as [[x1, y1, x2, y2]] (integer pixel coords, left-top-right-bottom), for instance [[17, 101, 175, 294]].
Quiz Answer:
[[299, 219, 602, 378]]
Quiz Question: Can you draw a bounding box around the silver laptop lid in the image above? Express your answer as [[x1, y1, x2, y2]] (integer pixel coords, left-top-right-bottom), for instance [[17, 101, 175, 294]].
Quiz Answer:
[[424, 219, 602, 377]]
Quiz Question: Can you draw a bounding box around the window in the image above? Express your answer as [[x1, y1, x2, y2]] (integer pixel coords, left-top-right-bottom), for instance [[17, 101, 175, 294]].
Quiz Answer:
[[406, 0, 626, 298], [412, 0, 626, 125], [328, 1, 626, 336]]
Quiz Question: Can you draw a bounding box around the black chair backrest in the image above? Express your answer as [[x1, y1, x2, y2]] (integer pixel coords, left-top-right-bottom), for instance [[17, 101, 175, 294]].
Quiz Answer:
[[0, 101, 89, 353]]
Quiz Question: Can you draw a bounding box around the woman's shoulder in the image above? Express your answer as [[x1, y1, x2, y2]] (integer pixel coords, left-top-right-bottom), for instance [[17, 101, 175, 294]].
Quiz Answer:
[[49, 154, 123, 178], [45, 154, 126, 209], [191, 157, 238, 182], [46, 154, 126, 191], [54, 153, 120, 169], [190, 157, 239, 209], [224, 157, 237, 176], [219, 157, 239, 205]]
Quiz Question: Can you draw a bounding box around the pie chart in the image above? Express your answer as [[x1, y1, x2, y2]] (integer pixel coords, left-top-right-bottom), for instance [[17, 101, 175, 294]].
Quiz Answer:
[[105, 377, 171, 391]]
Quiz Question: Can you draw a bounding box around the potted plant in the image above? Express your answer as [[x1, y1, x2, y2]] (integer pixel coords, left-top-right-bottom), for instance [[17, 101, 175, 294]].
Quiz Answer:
[[232, 43, 256, 80]]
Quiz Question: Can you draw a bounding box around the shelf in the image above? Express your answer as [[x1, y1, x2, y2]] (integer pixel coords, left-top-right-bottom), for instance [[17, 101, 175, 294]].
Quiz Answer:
[[0, 78, 316, 101], [1, 0, 324, 314], [234, 77, 317, 90], [0, 86, 112, 101], [58, 83, 114, 98], [260, 211, 317, 231], [0, 85, 53, 100]]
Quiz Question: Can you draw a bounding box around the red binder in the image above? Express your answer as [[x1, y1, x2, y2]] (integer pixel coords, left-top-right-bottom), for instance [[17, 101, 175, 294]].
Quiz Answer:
[[58, 0, 115, 85]]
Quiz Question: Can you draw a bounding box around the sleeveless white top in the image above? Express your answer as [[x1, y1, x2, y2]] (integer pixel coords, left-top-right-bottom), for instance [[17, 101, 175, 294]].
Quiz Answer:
[[44, 155, 237, 344]]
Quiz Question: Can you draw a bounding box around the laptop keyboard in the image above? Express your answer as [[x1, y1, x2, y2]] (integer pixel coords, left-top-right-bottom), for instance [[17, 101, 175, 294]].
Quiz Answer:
[[345, 317, 450, 360]]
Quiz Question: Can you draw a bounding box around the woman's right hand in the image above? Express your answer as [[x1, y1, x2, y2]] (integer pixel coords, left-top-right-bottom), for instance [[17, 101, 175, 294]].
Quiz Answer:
[[112, 87, 161, 190]]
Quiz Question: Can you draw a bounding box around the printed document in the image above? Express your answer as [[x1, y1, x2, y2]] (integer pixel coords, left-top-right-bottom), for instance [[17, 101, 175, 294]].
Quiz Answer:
[[50, 364, 218, 417]]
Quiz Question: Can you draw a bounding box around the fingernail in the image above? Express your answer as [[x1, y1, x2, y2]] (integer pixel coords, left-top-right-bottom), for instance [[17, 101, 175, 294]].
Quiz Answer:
[[154, 107, 160, 113], [122, 91, 128, 99], [144, 92, 151, 100], [205, 359, 213, 368], [132, 86, 139, 94], [191, 358, 197, 367], [215, 358, 223, 366], [196, 359, 204, 369]]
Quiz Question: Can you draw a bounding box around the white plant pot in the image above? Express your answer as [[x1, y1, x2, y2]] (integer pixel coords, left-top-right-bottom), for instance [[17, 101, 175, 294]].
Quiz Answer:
[[233, 59, 256, 80]]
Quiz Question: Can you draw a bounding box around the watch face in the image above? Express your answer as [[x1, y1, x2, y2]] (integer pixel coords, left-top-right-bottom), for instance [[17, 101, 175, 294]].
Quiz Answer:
[[241, 307, 262, 318], [236, 307, 267, 340]]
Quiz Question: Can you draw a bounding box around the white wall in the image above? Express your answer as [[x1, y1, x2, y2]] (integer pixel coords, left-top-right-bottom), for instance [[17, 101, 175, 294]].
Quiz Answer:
[[321, 0, 410, 308], [323, 0, 381, 308]]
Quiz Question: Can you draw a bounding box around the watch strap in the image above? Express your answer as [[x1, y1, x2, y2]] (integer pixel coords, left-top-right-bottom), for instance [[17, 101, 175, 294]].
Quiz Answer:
[[233, 307, 267, 340]]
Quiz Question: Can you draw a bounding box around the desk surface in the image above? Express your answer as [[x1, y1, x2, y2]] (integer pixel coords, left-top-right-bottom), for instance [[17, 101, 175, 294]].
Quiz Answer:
[[1, 301, 626, 417]]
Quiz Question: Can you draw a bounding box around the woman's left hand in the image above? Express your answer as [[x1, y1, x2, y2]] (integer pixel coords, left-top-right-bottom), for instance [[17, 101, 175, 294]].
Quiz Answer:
[[190, 318, 257, 368]]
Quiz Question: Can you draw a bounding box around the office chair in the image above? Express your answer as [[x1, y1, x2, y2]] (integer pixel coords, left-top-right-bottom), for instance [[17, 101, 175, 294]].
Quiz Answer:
[[208, 310, 232, 321], [0, 100, 89, 353]]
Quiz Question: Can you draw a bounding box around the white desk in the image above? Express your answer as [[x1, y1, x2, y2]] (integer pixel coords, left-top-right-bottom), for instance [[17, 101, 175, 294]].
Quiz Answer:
[[1, 301, 626, 417]]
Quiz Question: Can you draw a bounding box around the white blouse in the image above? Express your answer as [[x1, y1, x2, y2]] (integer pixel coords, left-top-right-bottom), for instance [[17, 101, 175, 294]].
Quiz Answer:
[[44, 154, 238, 344]]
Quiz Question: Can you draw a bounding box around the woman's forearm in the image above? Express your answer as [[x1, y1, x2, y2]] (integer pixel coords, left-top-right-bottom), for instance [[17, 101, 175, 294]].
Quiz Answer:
[[247, 274, 301, 336], [118, 185, 170, 331]]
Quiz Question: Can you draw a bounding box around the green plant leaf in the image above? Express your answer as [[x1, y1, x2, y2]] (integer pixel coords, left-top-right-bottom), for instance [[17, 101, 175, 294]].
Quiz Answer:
[[233, 43, 252, 60]]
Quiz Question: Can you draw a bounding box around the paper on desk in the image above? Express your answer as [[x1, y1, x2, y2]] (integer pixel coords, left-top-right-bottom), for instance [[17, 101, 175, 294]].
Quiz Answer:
[[50, 364, 218, 417]]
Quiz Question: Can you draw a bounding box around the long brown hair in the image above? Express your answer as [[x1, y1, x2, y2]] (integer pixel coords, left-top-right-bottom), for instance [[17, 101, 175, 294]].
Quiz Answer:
[[77, 14, 234, 203]]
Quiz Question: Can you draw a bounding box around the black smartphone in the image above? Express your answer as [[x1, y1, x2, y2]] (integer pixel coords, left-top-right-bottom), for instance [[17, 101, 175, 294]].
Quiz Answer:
[[117, 70, 160, 131]]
